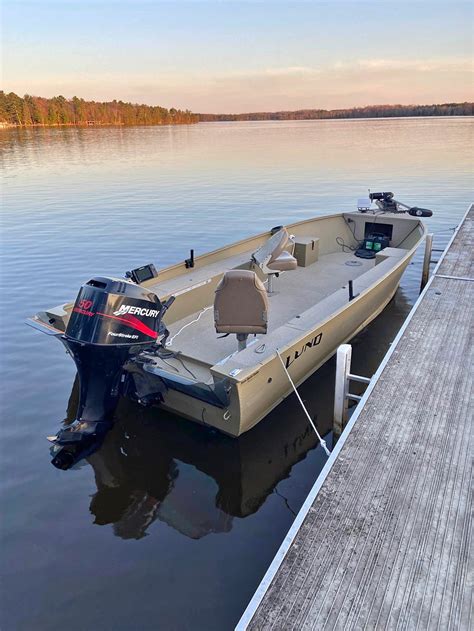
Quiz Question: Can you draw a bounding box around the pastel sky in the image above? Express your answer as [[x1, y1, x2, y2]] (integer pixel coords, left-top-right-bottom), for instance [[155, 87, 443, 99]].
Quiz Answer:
[[2, 1, 473, 112]]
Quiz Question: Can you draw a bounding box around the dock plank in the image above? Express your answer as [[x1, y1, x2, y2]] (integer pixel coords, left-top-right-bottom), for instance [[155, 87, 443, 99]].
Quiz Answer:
[[438, 210, 473, 278], [241, 205, 473, 631]]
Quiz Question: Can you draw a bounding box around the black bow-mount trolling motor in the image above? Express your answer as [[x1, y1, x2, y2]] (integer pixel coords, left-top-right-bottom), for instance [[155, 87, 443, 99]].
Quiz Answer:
[[368, 191, 433, 217], [50, 276, 173, 470]]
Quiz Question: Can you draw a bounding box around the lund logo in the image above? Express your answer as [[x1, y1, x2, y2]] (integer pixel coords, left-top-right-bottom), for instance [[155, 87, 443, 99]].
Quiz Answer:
[[285, 332, 323, 369], [113, 304, 160, 318]]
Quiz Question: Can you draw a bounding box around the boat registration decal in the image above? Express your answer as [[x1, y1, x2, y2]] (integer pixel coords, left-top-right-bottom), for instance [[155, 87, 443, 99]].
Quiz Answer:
[[285, 332, 323, 369]]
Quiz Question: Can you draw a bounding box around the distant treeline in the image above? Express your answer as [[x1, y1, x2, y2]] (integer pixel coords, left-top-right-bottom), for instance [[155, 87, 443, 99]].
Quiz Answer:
[[0, 91, 198, 127], [1, 93, 471, 128], [199, 102, 473, 122]]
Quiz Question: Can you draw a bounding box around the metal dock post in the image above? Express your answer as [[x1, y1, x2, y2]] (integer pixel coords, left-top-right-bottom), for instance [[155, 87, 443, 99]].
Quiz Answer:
[[333, 344, 370, 437], [421, 232, 434, 290]]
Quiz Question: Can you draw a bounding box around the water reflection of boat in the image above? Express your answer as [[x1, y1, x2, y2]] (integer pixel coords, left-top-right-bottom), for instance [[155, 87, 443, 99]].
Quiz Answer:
[[64, 362, 335, 540]]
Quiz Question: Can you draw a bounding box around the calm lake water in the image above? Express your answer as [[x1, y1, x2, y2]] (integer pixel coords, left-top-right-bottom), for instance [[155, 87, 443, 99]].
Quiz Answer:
[[0, 118, 472, 630]]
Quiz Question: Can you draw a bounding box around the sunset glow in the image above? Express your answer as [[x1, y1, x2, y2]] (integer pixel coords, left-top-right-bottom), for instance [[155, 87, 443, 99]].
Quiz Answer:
[[3, 1, 473, 112]]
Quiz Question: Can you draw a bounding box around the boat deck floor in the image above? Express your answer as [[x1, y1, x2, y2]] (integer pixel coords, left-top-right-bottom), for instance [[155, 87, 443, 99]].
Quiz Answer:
[[163, 252, 374, 370]]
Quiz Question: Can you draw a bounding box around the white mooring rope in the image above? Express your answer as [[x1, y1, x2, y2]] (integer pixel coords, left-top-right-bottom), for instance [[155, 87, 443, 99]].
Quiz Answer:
[[166, 306, 213, 347], [276, 350, 331, 457]]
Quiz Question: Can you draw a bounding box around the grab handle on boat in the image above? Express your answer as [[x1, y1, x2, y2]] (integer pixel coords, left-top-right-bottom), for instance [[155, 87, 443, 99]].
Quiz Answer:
[[276, 350, 331, 457]]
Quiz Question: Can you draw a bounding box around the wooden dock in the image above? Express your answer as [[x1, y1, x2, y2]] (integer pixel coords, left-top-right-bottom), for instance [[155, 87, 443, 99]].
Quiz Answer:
[[237, 204, 473, 631]]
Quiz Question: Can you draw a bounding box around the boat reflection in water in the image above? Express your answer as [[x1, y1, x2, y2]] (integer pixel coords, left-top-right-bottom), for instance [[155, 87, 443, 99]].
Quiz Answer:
[[63, 359, 336, 541]]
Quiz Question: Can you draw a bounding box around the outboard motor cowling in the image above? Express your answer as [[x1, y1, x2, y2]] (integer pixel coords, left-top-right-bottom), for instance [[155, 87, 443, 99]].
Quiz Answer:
[[66, 276, 164, 345], [51, 277, 166, 469]]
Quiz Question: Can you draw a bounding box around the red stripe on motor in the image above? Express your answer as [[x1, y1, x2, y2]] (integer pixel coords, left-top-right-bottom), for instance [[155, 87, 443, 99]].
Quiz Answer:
[[96, 312, 158, 339]]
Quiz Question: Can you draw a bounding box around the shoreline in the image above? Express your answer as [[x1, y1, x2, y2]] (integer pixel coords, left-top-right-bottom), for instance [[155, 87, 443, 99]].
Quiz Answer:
[[1, 113, 473, 130], [0, 121, 198, 130]]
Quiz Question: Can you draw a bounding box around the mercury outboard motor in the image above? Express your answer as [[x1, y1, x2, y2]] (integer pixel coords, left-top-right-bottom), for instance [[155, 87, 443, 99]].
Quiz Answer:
[[51, 277, 171, 469]]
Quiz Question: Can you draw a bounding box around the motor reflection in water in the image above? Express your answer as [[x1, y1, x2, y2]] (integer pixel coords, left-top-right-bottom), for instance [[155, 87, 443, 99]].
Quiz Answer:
[[62, 357, 337, 540]]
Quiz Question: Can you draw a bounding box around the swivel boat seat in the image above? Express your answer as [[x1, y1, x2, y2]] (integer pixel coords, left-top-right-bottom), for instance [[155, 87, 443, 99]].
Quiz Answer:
[[251, 227, 297, 293], [214, 270, 269, 351]]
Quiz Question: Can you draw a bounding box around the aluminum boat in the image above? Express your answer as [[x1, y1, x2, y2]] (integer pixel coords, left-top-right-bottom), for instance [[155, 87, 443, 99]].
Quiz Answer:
[[27, 192, 432, 468]]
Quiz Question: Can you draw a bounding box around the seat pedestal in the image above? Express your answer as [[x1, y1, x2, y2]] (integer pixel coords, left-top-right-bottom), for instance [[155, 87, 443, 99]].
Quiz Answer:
[[237, 333, 248, 351], [267, 274, 277, 294]]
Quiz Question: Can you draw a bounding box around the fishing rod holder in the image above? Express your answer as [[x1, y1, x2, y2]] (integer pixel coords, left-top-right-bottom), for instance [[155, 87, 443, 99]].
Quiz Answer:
[[185, 249, 195, 268], [348, 280, 359, 301]]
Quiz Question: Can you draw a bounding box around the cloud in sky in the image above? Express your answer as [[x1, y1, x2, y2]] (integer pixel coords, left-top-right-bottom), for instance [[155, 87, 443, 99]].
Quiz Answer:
[[7, 57, 471, 113], [2, 1, 473, 112], [337, 58, 472, 71]]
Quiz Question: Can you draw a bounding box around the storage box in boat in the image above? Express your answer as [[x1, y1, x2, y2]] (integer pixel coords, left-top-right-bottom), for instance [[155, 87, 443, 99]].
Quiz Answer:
[[294, 237, 319, 267]]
